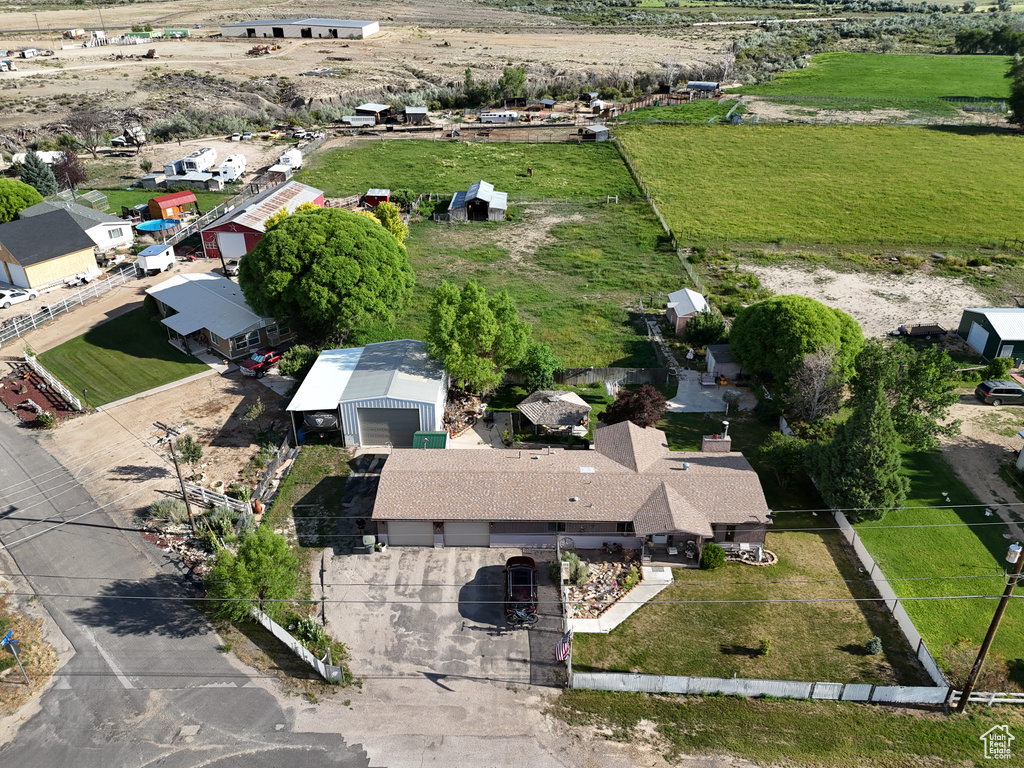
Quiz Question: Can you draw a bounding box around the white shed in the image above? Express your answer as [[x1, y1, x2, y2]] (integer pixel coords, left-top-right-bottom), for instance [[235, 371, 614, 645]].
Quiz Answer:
[[287, 340, 448, 447], [221, 18, 379, 40], [666, 287, 709, 335]]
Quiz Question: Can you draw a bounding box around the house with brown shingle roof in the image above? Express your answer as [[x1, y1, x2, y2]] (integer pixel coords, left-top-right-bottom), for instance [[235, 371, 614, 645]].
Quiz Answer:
[[372, 420, 771, 552]]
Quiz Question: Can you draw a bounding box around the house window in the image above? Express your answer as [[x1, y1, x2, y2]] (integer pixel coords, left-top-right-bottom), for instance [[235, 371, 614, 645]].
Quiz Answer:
[[616, 522, 634, 534], [208, 331, 220, 345], [232, 330, 261, 350], [109, 227, 124, 239], [265, 323, 278, 337], [547, 522, 567, 533]]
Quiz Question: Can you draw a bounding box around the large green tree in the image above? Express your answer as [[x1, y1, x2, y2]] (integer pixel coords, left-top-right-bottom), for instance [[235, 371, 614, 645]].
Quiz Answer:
[[496, 65, 527, 98], [806, 383, 909, 521], [1008, 54, 1024, 128], [238, 207, 414, 339], [426, 280, 530, 393], [730, 295, 863, 385], [0, 179, 43, 223], [849, 339, 961, 450], [520, 340, 563, 391], [20, 150, 57, 197], [682, 306, 726, 348], [204, 525, 298, 622]]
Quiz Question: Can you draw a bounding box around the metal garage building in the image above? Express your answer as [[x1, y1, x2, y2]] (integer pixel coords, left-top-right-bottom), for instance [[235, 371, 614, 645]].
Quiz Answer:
[[958, 308, 1024, 363], [286, 340, 447, 448], [221, 18, 380, 39]]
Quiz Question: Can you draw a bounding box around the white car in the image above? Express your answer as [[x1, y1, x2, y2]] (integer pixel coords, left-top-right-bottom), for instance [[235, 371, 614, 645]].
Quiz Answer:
[[230, 133, 242, 142], [224, 259, 240, 276], [0, 289, 37, 309], [242, 131, 253, 140]]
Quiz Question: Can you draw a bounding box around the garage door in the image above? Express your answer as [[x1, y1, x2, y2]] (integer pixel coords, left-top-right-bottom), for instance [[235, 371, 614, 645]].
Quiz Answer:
[[217, 232, 248, 259], [444, 521, 490, 547], [387, 521, 434, 547], [967, 321, 989, 355], [357, 407, 420, 447], [4, 262, 28, 289]]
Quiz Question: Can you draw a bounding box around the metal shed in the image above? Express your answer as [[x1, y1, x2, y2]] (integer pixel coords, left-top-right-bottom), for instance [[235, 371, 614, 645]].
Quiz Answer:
[[957, 308, 1024, 362], [447, 180, 508, 222], [582, 124, 609, 142], [404, 106, 429, 124], [354, 102, 391, 122], [286, 340, 448, 447]]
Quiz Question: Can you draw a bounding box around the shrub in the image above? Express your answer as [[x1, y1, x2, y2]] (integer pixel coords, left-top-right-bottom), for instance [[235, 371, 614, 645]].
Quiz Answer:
[[236, 508, 255, 534], [967, 257, 991, 267], [149, 497, 187, 524], [759, 637, 772, 656], [35, 411, 58, 429], [552, 552, 590, 586], [865, 636, 883, 655], [228, 483, 253, 502], [700, 542, 726, 570], [208, 505, 238, 537], [199, 526, 220, 552], [984, 356, 1014, 380], [622, 566, 640, 591]]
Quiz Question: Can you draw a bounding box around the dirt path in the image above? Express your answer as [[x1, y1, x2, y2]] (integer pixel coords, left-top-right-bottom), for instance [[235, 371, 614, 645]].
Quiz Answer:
[[941, 400, 1024, 542]]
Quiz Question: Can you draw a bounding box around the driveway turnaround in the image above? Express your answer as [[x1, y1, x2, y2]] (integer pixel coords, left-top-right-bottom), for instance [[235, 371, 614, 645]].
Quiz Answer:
[[327, 547, 539, 685]]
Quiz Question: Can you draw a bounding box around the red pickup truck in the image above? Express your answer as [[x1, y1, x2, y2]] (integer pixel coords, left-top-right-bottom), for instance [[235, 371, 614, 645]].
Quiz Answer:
[[239, 347, 282, 378]]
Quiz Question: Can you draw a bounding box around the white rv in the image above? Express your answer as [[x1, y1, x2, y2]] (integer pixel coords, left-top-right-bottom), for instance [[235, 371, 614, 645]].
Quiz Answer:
[[479, 110, 519, 124], [277, 148, 303, 169], [182, 147, 217, 173], [218, 154, 247, 183]]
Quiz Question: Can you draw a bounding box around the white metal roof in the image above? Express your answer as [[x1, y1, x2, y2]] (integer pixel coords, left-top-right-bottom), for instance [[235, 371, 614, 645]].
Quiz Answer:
[[366, 188, 390, 197], [139, 244, 172, 257], [965, 308, 1024, 341], [287, 340, 445, 412], [356, 103, 391, 113], [405, 106, 428, 114], [223, 18, 375, 28], [203, 180, 322, 234], [146, 273, 263, 339], [667, 287, 708, 316]]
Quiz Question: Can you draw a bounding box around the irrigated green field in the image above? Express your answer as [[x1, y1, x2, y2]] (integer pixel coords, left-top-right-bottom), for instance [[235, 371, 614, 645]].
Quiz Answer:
[[296, 141, 639, 200], [735, 53, 1010, 102], [618, 124, 1024, 246]]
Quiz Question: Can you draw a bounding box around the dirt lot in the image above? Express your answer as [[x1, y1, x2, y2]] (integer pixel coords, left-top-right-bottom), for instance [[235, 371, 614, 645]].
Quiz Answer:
[[743, 262, 988, 338], [0, 0, 734, 136]]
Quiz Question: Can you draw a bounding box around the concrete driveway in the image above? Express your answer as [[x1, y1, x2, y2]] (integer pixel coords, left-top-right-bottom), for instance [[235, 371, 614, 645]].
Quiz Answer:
[[325, 547, 561, 686]]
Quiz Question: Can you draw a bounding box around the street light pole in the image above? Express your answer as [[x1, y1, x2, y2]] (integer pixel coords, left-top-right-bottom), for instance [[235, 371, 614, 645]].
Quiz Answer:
[[955, 542, 1023, 713]]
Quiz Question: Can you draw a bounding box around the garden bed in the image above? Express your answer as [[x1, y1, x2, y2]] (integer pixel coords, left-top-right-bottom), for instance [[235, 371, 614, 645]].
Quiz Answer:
[[565, 557, 643, 619], [0, 365, 75, 424]]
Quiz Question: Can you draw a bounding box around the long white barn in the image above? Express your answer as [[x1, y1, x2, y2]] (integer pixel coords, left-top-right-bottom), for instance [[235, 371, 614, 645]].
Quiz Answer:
[[221, 18, 379, 40]]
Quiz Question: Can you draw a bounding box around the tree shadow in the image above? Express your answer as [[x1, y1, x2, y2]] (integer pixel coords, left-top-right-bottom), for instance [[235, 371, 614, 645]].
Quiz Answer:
[[111, 464, 170, 482], [921, 124, 1015, 138], [457, 565, 503, 626], [839, 643, 871, 657], [720, 644, 761, 658], [68, 572, 212, 639]]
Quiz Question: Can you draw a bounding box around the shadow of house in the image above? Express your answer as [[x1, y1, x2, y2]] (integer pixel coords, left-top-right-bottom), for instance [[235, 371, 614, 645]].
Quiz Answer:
[[68, 572, 212, 639]]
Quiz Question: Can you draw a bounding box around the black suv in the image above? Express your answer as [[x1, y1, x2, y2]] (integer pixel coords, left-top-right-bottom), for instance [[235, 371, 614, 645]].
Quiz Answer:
[[975, 380, 1024, 406], [504, 556, 538, 624]]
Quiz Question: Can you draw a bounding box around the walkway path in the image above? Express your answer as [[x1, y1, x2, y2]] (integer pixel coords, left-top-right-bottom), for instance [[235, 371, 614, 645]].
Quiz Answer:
[[569, 565, 675, 633]]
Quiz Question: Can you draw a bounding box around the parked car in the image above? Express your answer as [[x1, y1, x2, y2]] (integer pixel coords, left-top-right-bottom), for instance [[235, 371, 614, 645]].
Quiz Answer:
[[292, 129, 307, 139], [975, 380, 1024, 407], [239, 347, 282, 378], [230, 132, 242, 141], [504, 556, 538, 622], [0, 289, 37, 309], [242, 131, 253, 140], [223, 259, 240, 276]]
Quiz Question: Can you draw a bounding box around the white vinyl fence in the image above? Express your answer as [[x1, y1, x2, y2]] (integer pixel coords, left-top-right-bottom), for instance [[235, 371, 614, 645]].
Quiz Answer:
[[250, 608, 344, 683], [183, 481, 250, 514], [23, 353, 82, 410], [832, 510, 949, 687]]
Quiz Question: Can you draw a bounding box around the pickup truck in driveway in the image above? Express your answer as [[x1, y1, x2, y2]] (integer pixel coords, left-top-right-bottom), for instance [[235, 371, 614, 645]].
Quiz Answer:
[[239, 347, 282, 378]]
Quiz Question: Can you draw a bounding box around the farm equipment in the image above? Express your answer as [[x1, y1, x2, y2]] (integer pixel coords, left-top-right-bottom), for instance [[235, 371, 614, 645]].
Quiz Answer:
[[894, 322, 946, 338], [142, 49, 158, 59], [247, 44, 271, 56]]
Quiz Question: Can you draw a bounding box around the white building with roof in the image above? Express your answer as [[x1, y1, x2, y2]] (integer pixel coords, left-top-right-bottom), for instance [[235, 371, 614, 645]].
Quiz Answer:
[[19, 200, 133, 252], [220, 18, 379, 39], [447, 180, 507, 222], [957, 308, 1024, 362], [287, 340, 447, 447], [146, 273, 295, 359], [666, 287, 709, 335]]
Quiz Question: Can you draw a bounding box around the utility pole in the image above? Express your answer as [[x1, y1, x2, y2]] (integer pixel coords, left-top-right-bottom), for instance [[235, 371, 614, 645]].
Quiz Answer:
[[167, 435, 197, 533], [955, 542, 1023, 712]]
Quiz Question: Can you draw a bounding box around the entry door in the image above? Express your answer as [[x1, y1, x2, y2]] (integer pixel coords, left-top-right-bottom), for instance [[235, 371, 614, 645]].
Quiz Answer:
[[966, 321, 989, 355], [217, 232, 248, 259]]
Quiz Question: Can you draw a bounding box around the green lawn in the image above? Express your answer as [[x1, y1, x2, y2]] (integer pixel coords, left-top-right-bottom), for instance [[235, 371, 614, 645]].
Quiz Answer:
[[735, 53, 1011, 103], [618, 125, 1024, 247], [37, 308, 209, 407], [856, 450, 1024, 673], [351, 202, 682, 367], [296, 141, 640, 200], [98, 189, 237, 216], [574, 412, 925, 684], [556, 691, 1024, 767], [617, 100, 744, 124]]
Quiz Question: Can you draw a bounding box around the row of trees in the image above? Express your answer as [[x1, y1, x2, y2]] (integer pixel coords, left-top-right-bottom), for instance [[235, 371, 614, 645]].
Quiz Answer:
[[955, 24, 1024, 54], [731, 295, 962, 520]]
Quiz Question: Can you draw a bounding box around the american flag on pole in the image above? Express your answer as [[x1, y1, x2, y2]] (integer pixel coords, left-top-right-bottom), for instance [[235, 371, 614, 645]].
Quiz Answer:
[[555, 629, 573, 661]]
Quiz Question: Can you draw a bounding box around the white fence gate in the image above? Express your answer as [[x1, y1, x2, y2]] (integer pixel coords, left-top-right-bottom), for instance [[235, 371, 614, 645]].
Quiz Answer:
[[183, 481, 250, 514]]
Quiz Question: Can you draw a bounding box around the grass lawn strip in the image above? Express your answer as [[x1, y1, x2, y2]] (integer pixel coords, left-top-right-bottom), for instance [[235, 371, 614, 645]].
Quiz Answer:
[[37, 308, 210, 407], [856, 449, 1024, 666], [354, 202, 679, 367], [555, 691, 1024, 767], [618, 125, 1024, 247], [99, 189, 237, 217], [297, 141, 639, 200]]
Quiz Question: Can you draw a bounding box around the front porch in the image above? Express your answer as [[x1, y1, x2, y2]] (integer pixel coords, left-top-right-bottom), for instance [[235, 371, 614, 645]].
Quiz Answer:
[[641, 534, 703, 568]]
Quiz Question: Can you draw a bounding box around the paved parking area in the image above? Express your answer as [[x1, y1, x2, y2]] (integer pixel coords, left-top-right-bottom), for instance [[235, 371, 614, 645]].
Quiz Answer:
[[324, 547, 563, 687]]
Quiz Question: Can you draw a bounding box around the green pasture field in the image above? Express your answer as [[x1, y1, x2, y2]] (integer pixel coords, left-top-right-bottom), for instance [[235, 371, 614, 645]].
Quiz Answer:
[[296, 141, 639, 200], [352, 201, 681, 367], [735, 53, 1011, 103], [857, 450, 1024, 669], [99, 189, 236, 215], [616, 100, 744, 124], [618, 124, 1024, 247], [37, 308, 209, 407]]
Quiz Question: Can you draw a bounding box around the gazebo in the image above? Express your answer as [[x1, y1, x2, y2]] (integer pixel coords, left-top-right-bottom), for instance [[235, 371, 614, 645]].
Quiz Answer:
[[516, 390, 591, 436]]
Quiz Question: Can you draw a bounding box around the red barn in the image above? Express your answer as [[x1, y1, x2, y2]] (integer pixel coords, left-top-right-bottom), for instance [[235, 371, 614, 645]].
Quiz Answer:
[[148, 190, 200, 221], [200, 181, 325, 260], [364, 188, 391, 208]]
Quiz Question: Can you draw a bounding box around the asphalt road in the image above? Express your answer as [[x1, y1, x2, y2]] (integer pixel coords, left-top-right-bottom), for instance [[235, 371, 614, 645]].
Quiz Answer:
[[0, 412, 374, 767]]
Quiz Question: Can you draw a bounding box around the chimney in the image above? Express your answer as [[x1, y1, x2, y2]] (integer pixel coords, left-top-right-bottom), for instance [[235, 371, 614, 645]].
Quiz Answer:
[[701, 434, 732, 452]]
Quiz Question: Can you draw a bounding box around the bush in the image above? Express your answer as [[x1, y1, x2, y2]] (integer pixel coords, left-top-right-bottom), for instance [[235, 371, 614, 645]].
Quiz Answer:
[[207, 505, 238, 537], [199, 526, 220, 552], [753, 393, 783, 424], [700, 542, 726, 570], [236, 508, 255, 534], [35, 411, 58, 429], [759, 637, 772, 656], [865, 636, 883, 655], [967, 257, 991, 267], [984, 356, 1014, 380], [277, 344, 321, 380], [149, 497, 187, 524], [622, 566, 640, 591], [228, 483, 253, 502], [551, 552, 590, 586]]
